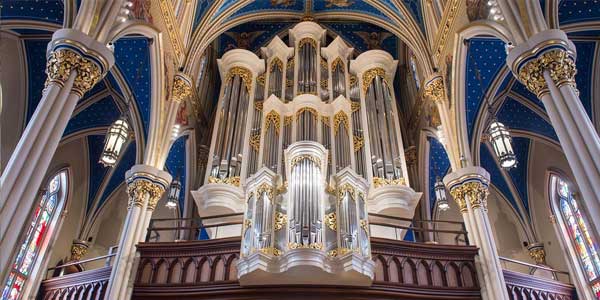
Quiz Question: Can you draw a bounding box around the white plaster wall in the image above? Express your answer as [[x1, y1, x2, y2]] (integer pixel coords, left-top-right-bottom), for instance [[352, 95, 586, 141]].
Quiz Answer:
[[0, 31, 26, 173]]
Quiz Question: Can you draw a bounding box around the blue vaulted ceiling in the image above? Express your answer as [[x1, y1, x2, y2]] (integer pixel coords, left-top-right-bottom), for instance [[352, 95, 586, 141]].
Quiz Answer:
[[165, 136, 189, 215], [558, 0, 600, 26], [427, 137, 450, 214], [1, 0, 64, 24]]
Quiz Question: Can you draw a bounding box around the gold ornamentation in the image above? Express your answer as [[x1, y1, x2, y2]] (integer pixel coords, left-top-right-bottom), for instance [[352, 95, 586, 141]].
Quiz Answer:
[[327, 247, 353, 257], [404, 147, 417, 166], [208, 176, 241, 187], [320, 57, 328, 69], [70, 240, 89, 261], [295, 107, 318, 119], [325, 212, 337, 231], [333, 111, 349, 136], [276, 181, 288, 194], [353, 135, 364, 152], [290, 154, 321, 167], [227, 66, 253, 91], [127, 179, 166, 210], [359, 219, 369, 234], [249, 132, 261, 151], [284, 115, 293, 126], [527, 243, 546, 265], [434, 0, 460, 60], [423, 76, 446, 104], [320, 79, 328, 88], [289, 242, 323, 250], [256, 182, 274, 199], [321, 116, 330, 125], [159, 0, 184, 64], [331, 57, 344, 70], [372, 177, 406, 188], [351, 101, 360, 112], [337, 183, 356, 200], [265, 110, 281, 134], [243, 219, 252, 231], [45, 49, 103, 97], [285, 79, 293, 87], [349, 74, 357, 86], [362, 67, 386, 93], [259, 247, 282, 256], [287, 58, 294, 69], [270, 57, 283, 72], [517, 48, 577, 97], [274, 212, 287, 231], [254, 100, 263, 111], [299, 37, 317, 48], [257, 74, 266, 86], [449, 181, 489, 212], [172, 75, 192, 103], [326, 183, 336, 195]]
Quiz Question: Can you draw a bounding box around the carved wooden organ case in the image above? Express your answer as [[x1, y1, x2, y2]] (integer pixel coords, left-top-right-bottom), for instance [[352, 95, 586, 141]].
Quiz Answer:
[[193, 21, 421, 286]]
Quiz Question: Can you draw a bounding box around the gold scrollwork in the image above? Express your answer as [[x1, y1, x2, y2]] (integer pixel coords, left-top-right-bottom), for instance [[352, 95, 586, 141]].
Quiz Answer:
[[325, 212, 337, 231], [287, 58, 294, 69], [257, 74, 266, 86], [295, 107, 318, 120], [517, 48, 577, 97], [299, 37, 317, 48], [249, 133, 261, 152], [256, 182, 275, 200], [265, 110, 281, 134], [349, 74, 357, 86], [284, 115, 293, 126], [337, 183, 356, 200], [243, 219, 252, 232], [127, 180, 166, 210], [208, 176, 241, 187], [372, 177, 406, 188], [290, 154, 321, 168], [350, 101, 360, 112], [333, 111, 349, 136], [320, 57, 328, 69], [45, 48, 103, 97], [332, 57, 344, 70], [254, 100, 263, 111], [172, 75, 192, 103], [259, 247, 282, 256], [270, 57, 283, 72], [359, 219, 369, 235], [69, 241, 89, 261], [289, 242, 323, 250], [327, 247, 353, 257], [423, 76, 446, 104], [276, 181, 288, 194], [274, 212, 287, 231], [320, 79, 328, 88], [227, 66, 253, 91], [528, 245, 546, 264], [285, 79, 293, 87], [449, 181, 489, 212], [362, 67, 386, 94], [321, 116, 330, 125], [353, 135, 364, 152]]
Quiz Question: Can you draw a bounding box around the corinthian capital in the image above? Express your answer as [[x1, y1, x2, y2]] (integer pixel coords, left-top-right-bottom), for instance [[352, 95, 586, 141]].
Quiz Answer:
[[125, 165, 172, 210], [516, 48, 577, 98], [423, 75, 446, 104], [172, 73, 193, 103], [444, 166, 490, 213]]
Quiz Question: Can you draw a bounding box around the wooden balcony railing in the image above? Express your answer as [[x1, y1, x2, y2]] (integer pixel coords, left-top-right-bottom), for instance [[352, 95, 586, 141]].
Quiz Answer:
[[133, 237, 481, 299], [500, 257, 577, 300]]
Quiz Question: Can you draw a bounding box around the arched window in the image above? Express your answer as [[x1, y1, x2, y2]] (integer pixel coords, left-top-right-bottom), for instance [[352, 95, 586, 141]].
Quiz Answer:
[[2, 171, 68, 300], [551, 175, 600, 298]]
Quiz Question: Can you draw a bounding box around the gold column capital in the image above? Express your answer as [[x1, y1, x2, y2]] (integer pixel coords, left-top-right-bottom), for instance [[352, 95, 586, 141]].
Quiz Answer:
[[449, 181, 489, 212], [45, 48, 103, 97], [527, 242, 547, 265], [172, 73, 193, 103], [516, 48, 577, 98], [423, 75, 446, 104], [69, 239, 89, 261], [127, 178, 166, 210]]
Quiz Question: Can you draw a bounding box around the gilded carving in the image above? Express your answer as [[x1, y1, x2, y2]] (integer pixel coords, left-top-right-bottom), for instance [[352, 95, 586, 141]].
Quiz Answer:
[[353, 135, 364, 152], [404, 147, 417, 167], [265, 110, 281, 134], [69, 240, 89, 261], [320, 79, 328, 88], [299, 37, 317, 48], [227, 66, 253, 91], [289, 242, 323, 250], [372, 177, 405, 188], [257, 74, 266, 86], [127, 179, 165, 210], [249, 132, 261, 151], [284, 115, 293, 126], [331, 57, 344, 70], [359, 219, 369, 235], [528, 244, 546, 265], [290, 154, 321, 168], [362, 67, 387, 93], [333, 111, 349, 136], [243, 219, 252, 232], [259, 247, 282, 256], [256, 182, 275, 199], [45, 48, 102, 97], [349, 74, 357, 86], [423, 76, 446, 104], [449, 181, 489, 212], [320, 57, 328, 69], [517, 48, 577, 97], [254, 100, 263, 111], [295, 107, 318, 119], [172, 75, 192, 103], [350, 101, 360, 112], [208, 176, 241, 187], [327, 247, 353, 257], [274, 212, 287, 231], [325, 212, 337, 231], [337, 183, 356, 200], [321, 116, 330, 125]]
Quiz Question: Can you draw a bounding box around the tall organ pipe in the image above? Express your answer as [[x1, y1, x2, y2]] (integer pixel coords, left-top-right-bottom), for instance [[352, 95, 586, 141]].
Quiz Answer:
[[332, 60, 345, 99]]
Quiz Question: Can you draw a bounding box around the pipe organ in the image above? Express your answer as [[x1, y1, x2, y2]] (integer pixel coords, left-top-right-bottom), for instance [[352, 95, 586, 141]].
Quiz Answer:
[[193, 22, 421, 286]]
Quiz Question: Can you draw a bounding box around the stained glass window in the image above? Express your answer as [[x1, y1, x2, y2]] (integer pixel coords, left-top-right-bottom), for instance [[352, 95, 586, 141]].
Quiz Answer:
[[2, 171, 67, 300], [409, 55, 420, 91], [553, 175, 600, 299]]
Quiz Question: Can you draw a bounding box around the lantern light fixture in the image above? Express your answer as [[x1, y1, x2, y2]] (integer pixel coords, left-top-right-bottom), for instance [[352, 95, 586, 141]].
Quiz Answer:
[[99, 117, 129, 167], [166, 177, 181, 209], [434, 176, 450, 211], [488, 120, 517, 169]]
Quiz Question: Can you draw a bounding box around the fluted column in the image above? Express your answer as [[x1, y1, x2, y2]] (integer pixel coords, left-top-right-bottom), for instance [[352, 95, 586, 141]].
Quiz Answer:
[[105, 165, 171, 300], [507, 29, 600, 235], [444, 166, 509, 300], [0, 29, 113, 283]]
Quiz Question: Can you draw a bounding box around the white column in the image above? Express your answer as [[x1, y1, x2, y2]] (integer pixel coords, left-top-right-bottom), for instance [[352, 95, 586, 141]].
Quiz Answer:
[[105, 165, 171, 300], [0, 29, 113, 283], [507, 29, 600, 235], [444, 166, 509, 300]]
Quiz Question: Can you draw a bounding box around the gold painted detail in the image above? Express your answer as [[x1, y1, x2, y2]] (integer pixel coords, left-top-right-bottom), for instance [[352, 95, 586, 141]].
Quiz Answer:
[[208, 176, 241, 187], [70, 241, 89, 261], [320, 57, 328, 69], [286, 79, 293, 87], [284, 115, 293, 126], [404, 147, 417, 166], [337, 183, 356, 200], [276, 181, 288, 194], [349, 74, 357, 86], [227, 66, 253, 91], [528, 245, 546, 265], [265, 110, 281, 134], [320, 79, 328, 88], [290, 154, 321, 167], [351, 101, 360, 112], [353, 135, 364, 152], [299, 37, 317, 48], [257, 74, 266, 86], [289, 242, 323, 250], [254, 100, 263, 111], [327, 247, 353, 257], [270, 57, 283, 72], [359, 219, 369, 234], [296, 107, 318, 119], [243, 219, 252, 232], [159, 0, 184, 64], [332, 57, 344, 70], [287, 58, 294, 69], [322, 116, 330, 125], [362, 67, 386, 93], [423, 76, 446, 104], [325, 212, 337, 231], [517, 49, 577, 97], [172, 75, 192, 103], [274, 212, 287, 231], [256, 182, 274, 200], [372, 177, 406, 188], [45, 48, 103, 97], [326, 183, 336, 195], [434, 0, 460, 59], [259, 247, 282, 256], [333, 111, 349, 136], [249, 132, 261, 151], [127, 180, 166, 210], [449, 181, 489, 212]]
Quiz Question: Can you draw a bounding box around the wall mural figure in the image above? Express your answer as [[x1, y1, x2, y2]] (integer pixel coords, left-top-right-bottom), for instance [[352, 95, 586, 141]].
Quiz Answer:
[[223, 31, 266, 52], [356, 31, 393, 50]]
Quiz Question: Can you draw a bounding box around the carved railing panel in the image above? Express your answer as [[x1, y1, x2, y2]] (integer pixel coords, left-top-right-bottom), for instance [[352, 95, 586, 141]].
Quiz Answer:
[[38, 266, 111, 300], [503, 270, 576, 300]]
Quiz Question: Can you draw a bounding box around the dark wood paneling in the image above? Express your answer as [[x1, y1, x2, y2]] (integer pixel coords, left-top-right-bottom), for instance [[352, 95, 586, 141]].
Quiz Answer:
[[503, 270, 576, 300], [38, 266, 111, 300]]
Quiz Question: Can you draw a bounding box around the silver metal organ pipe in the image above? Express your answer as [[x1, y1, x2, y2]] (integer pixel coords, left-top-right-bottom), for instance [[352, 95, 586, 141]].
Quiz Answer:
[[373, 76, 393, 179], [383, 83, 402, 178], [365, 85, 383, 178], [221, 75, 241, 177], [233, 84, 249, 176]]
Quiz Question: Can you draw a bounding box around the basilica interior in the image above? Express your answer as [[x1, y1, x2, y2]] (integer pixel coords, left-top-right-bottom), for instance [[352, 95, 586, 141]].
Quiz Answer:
[[1, 0, 600, 299]]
